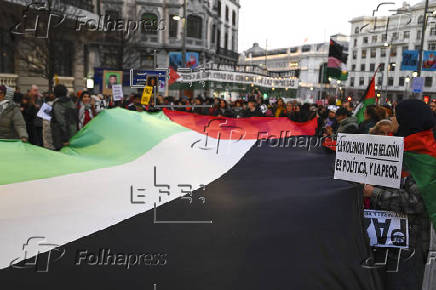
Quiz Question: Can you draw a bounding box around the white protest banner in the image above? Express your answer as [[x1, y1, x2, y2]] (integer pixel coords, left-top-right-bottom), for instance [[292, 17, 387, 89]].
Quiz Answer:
[[334, 134, 404, 188], [112, 84, 124, 101], [36, 103, 52, 121], [364, 210, 409, 249]]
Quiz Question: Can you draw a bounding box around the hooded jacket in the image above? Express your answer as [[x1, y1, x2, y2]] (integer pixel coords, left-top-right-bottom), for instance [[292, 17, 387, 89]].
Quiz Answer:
[[51, 96, 78, 150], [0, 100, 28, 140]]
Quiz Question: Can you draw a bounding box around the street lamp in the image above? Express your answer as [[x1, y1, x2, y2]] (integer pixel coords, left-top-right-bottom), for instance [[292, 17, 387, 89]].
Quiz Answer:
[[405, 77, 410, 83], [172, 15, 182, 21], [412, 71, 418, 78]]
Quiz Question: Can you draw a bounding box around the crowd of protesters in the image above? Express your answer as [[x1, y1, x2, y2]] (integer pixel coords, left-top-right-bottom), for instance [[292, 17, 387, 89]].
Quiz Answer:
[[1, 82, 436, 289], [1, 84, 436, 150]]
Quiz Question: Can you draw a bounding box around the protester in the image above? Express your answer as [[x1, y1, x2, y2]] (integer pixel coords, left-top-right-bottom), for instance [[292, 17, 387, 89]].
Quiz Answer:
[[358, 105, 381, 134], [274, 98, 286, 117], [364, 100, 434, 290], [19, 94, 39, 144], [0, 85, 28, 141], [77, 91, 97, 129], [331, 107, 358, 135], [368, 119, 394, 136], [42, 93, 56, 150], [51, 84, 78, 150], [243, 99, 263, 117], [29, 85, 43, 146]]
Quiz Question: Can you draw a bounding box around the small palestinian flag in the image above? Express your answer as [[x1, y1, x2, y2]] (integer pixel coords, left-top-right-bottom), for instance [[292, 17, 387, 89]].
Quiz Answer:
[[403, 129, 436, 230], [327, 38, 348, 81], [355, 72, 377, 123]]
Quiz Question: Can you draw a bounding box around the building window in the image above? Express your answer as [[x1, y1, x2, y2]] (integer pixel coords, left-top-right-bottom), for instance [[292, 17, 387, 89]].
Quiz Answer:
[[361, 49, 367, 59], [54, 40, 73, 76], [370, 48, 376, 58], [372, 35, 377, 43], [379, 63, 385, 71], [225, 6, 229, 22], [382, 34, 387, 42], [217, 1, 221, 17], [370, 63, 375, 71], [355, 27, 359, 34], [211, 24, 216, 44], [354, 38, 357, 46], [430, 27, 436, 36], [302, 45, 311, 52], [392, 32, 398, 41], [415, 45, 422, 51], [363, 37, 368, 44], [389, 63, 396, 71], [360, 64, 365, 71], [381, 48, 386, 57], [0, 29, 15, 73], [141, 53, 154, 68], [417, 30, 421, 40], [429, 42, 436, 50], [351, 64, 356, 71], [350, 77, 354, 87], [169, 15, 178, 38], [187, 15, 202, 39], [418, 15, 424, 25], [377, 77, 383, 86], [390, 46, 397, 57], [232, 10, 236, 26], [141, 13, 158, 35], [388, 77, 394, 86], [402, 46, 409, 53], [359, 77, 364, 86], [399, 77, 405, 87], [352, 50, 357, 60], [404, 31, 410, 39], [425, 77, 433, 87], [224, 32, 228, 50]]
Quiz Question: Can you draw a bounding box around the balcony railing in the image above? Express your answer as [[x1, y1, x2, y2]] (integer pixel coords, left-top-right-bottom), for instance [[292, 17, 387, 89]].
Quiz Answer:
[[216, 47, 239, 61], [0, 73, 18, 89]]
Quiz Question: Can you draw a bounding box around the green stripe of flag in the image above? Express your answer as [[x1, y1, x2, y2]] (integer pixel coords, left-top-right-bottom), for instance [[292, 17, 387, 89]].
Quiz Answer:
[[404, 151, 436, 230], [0, 108, 188, 185]]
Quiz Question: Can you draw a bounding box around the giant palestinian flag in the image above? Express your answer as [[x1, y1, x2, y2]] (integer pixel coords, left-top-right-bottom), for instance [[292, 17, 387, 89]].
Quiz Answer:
[[0, 109, 382, 290], [327, 38, 348, 81]]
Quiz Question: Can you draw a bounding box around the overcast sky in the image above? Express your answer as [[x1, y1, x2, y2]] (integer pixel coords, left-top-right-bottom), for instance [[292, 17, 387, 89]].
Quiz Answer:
[[238, 0, 423, 52]]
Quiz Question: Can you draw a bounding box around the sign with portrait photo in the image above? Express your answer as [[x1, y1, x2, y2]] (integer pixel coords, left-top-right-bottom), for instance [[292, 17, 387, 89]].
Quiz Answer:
[[103, 70, 123, 95]]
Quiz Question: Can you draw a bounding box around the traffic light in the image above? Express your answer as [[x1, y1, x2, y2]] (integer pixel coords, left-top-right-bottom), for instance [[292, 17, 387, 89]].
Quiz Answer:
[[423, 95, 430, 104]]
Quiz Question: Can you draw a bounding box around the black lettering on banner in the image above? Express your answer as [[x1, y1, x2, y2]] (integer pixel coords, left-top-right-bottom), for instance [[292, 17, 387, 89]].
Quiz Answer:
[[372, 218, 392, 245]]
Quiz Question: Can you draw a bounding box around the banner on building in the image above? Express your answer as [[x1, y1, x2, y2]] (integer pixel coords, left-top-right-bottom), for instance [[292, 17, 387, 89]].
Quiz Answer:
[[175, 70, 299, 89], [169, 52, 199, 70], [364, 210, 409, 249], [130, 69, 167, 91], [334, 134, 404, 189], [401, 50, 436, 71]]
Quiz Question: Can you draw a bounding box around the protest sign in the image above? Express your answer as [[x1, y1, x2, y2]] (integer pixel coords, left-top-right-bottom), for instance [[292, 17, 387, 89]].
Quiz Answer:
[[364, 210, 409, 249], [36, 103, 52, 121], [112, 84, 123, 101], [141, 86, 153, 105], [334, 134, 404, 188]]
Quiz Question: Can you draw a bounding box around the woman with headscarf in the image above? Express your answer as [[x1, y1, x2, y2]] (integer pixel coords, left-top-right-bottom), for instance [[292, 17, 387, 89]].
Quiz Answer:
[[364, 100, 434, 290], [77, 91, 97, 130]]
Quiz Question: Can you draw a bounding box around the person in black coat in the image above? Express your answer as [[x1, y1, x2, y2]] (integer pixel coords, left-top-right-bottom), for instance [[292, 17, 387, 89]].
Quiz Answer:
[[19, 94, 39, 145]]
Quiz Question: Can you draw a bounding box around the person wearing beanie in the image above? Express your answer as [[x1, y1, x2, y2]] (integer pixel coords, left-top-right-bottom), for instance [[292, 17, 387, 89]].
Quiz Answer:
[[0, 85, 28, 141], [364, 100, 434, 290], [50, 84, 78, 150]]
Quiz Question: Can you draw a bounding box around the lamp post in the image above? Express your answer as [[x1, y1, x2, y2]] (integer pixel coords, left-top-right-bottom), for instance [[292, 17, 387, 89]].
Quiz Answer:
[[182, 0, 187, 67]]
